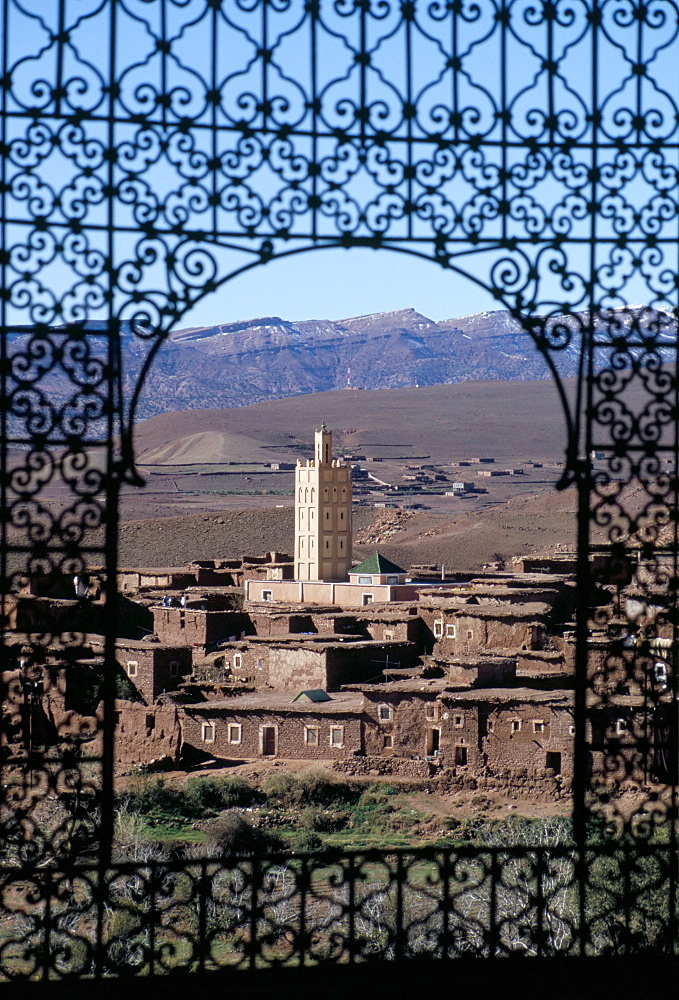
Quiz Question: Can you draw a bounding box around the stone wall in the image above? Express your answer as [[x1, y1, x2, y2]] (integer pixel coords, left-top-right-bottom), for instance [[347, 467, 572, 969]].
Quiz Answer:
[[332, 755, 434, 778], [480, 703, 574, 783], [181, 707, 364, 760]]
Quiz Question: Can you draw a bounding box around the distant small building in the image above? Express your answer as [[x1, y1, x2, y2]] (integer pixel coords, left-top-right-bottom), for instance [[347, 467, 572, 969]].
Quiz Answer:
[[349, 553, 407, 587]]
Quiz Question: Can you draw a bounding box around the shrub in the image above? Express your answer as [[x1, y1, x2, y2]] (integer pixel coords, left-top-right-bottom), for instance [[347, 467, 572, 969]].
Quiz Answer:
[[299, 807, 350, 833], [296, 832, 323, 852], [123, 776, 197, 818], [205, 814, 285, 857], [185, 776, 260, 813], [264, 769, 360, 809]]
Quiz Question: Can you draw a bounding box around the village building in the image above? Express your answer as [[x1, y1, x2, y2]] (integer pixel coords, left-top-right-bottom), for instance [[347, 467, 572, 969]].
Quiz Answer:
[[182, 691, 366, 760], [87, 638, 193, 705], [418, 601, 551, 656]]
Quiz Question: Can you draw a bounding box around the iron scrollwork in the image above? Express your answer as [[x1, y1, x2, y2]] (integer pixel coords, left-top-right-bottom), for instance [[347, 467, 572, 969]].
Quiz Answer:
[[2, 0, 679, 976]]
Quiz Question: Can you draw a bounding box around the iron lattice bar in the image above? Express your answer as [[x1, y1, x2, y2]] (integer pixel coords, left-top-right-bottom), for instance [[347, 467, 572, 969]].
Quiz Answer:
[[1, 0, 679, 977]]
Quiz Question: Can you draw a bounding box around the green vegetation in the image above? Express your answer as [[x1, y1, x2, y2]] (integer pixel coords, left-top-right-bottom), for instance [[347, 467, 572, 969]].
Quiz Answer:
[[116, 770, 577, 855]]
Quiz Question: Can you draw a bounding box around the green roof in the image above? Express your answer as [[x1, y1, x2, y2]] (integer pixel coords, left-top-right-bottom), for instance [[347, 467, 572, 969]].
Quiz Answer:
[[349, 552, 406, 576], [291, 689, 332, 703]]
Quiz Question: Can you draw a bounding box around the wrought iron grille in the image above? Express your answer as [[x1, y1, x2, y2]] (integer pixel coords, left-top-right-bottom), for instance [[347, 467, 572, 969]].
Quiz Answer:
[[2, 0, 679, 977]]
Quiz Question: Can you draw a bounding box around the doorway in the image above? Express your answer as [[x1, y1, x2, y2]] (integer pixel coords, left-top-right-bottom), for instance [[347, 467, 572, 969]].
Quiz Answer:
[[262, 727, 277, 756], [427, 729, 440, 755]]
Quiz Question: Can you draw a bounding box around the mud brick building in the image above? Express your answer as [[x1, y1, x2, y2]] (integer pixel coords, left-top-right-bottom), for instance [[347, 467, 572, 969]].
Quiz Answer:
[[418, 601, 551, 656], [151, 603, 249, 648], [356, 685, 574, 791], [182, 691, 366, 760], [90, 639, 193, 705], [118, 567, 197, 594], [444, 654, 517, 688], [473, 689, 574, 787], [1, 659, 101, 754], [12, 595, 107, 636], [588, 693, 677, 787]]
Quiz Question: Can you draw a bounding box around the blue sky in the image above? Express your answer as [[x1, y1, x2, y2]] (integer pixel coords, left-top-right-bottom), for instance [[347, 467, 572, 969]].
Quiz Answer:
[[179, 246, 502, 328]]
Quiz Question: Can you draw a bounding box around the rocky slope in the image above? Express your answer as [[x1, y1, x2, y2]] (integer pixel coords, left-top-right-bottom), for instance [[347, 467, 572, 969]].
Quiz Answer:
[[127, 307, 583, 418]]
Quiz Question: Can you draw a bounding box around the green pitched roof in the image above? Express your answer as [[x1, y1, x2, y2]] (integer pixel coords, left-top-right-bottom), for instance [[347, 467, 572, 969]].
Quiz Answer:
[[291, 689, 332, 703], [349, 552, 406, 576]]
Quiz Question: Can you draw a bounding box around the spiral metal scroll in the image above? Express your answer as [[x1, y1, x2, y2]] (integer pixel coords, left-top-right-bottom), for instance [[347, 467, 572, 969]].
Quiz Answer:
[[2, 0, 679, 974]]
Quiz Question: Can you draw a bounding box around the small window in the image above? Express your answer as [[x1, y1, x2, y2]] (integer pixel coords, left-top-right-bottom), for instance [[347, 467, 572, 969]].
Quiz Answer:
[[169, 660, 179, 678], [433, 620, 443, 638], [384, 629, 394, 641], [378, 705, 392, 722], [228, 723, 242, 745], [362, 593, 374, 606], [446, 624, 456, 638], [126, 660, 138, 678], [262, 590, 272, 602], [233, 653, 242, 669], [339, 538, 345, 550], [383, 735, 393, 748], [386, 575, 398, 584], [257, 658, 264, 670], [511, 720, 521, 733], [616, 719, 627, 735], [533, 720, 545, 734], [454, 714, 464, 728], [305, 726, 319, 746], [569, 725, 576, 736], [358, 575, 372, 585], [455, 746, 468, 766], [146, 714, 155, 731], [425, 703, 437, 722], [330, 726, 344, 747], [202, 722, 215, 743], [339, 510, 345, 521], [466, 630, 473, 640]]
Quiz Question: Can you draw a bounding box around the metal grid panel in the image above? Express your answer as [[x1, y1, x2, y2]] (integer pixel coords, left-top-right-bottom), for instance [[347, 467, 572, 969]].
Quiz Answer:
[[1, 0, 679, 974]]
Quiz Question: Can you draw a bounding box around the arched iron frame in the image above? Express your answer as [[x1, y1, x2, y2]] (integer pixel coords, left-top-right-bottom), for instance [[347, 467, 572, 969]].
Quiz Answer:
[[2, 0, 679, 974]]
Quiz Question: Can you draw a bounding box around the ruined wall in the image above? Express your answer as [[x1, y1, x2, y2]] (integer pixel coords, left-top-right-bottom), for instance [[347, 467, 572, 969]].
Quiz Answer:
[[181, 708, 364, 760], [114, 701, 182, 766]]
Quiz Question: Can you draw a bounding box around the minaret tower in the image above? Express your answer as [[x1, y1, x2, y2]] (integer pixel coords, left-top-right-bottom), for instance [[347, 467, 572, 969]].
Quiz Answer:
[[294, 424, 352, 581]]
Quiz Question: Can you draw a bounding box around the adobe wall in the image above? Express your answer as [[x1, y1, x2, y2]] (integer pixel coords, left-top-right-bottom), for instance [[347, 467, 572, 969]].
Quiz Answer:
[[361, 692, 482, 770], [481, 703, 574, 783], [181, 707, 364, 760], [267, 647, 330, 690], [324, 641, 418, 689], [14, 596, 106, 636], [152, 607, 249, 646], [113, 644, 193, 704], [419, 606, 545, 656], [114, 701, 182, 766], [516, 649, 571, 679], [447, 657, 516, 687]]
